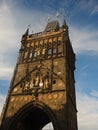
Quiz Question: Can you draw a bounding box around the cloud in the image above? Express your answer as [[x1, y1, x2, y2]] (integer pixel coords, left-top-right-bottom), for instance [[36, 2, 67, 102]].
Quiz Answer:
[[0, 2, 19, 80], [0, 63, 13, 80], [78, 64, 89, 81], [0, 2, 19, 53], [0, 94, 6, 115], [77, 92, 98, 130], [91, 5, 98, 14], [78, 0, 98, 15], [90, 90, 98, 98], [69, 26, 98, 54]]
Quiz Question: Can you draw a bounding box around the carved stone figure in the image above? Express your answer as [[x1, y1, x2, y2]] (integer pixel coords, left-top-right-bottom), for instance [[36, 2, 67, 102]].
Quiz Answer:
[[30, 78, 34, 89], [35, 76, 39, 87], [24, 81, 29, 91], [42, 47, 46, 55], [44, 78, 49, 89], [37, 48, 41, 56]]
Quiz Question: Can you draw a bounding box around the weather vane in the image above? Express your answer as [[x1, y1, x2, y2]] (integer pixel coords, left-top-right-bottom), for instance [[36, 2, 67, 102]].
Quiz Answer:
[[28, 24, 31, 28], [56, 12, 60, 19], [47, 16, 51, 22]]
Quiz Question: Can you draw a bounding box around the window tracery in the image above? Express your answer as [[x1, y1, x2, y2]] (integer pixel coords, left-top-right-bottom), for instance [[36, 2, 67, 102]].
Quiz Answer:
[[19, 39, 63, 64]]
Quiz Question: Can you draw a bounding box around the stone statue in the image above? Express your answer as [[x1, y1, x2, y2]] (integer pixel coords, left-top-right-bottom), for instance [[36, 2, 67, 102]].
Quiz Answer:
[[44, 78, 49, 89], [42, 47, 46, 55], [30, 78, 34, 89], [24, 81, 29, 91], [35, 76, 39, 87]]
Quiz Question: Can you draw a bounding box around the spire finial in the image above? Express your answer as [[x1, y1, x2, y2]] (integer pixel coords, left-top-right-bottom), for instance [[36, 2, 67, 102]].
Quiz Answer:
[[23, 25, 30, 37], [56, 12, 60, 19], [28, 24, 30, 28], [61, 15, 68, 30], [47, 16, 51, 22]]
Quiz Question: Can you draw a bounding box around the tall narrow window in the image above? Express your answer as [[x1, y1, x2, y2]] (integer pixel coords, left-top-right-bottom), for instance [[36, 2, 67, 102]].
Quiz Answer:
[[34, 51, 37, 57], [53, 48, 56, 54], [57, 40, 61, 45], [48, 48, 52, 54]]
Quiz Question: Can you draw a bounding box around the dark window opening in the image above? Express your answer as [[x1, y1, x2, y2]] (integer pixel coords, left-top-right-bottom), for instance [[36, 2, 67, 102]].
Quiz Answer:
[[48, 49, 52, 54], [34, 52, 37, 57], [53, 80, 56, 85], [53, 48, 56, 54], [58, 40, 61, 45]]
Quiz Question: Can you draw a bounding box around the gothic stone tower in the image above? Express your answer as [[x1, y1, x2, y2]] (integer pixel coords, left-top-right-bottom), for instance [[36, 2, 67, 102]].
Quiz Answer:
[[0, 19, 78, 130]]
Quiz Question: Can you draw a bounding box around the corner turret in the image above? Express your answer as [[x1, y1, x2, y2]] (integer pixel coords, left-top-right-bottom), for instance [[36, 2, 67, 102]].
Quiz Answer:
[[22, 28, 29, 38], [61, 19, 68, 30]]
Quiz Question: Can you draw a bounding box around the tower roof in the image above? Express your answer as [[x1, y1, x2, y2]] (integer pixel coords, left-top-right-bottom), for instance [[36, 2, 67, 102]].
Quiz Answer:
[[61, 19, 68, 29], [44, 20, 60, 32], [22, 28, 29, 38]]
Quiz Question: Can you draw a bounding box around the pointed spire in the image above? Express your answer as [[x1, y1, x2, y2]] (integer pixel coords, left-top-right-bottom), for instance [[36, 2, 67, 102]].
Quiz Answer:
[[56, 12, 60, 19], [24, 28, 29, 36], [22, 25, 30, 38], [61, 19, 68, 29]]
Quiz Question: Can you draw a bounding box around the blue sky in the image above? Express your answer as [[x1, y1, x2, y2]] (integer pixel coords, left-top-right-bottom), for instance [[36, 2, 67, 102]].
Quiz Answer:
[[0, 0, 98, 130]]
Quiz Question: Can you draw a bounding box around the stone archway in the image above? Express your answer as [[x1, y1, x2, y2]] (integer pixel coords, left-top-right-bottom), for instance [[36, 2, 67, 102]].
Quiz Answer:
[[9, 101, 58, 130]]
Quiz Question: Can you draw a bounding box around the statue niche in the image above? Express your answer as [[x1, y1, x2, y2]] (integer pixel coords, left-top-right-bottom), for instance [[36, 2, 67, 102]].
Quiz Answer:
[[21, 69, 51, 95]]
